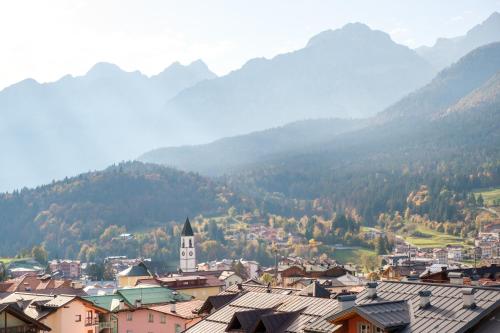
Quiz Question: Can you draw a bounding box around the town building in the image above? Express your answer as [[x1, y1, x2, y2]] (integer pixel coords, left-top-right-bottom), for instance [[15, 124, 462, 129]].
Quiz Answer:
[[264, 264, 353, 287], [0, 292, 108, 333], [420, 264, 500, 286], [475, 232, 500, 259], [84, 286, 196, 333], [117, 261, 154, 288], [137, 275, 224, 300], [180, 217, 196, 273], [48, 260, 81, 279], [432, 248, 448, 264], [446, 245, 463, 262], [218, 271, 243, 290], [0, 303, 51, 333]]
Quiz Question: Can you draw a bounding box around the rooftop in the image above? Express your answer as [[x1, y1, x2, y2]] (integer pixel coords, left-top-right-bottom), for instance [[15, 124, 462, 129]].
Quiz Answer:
[[84, 286, 192, 311], [186, 291, 340, 333], [306, 280, 500, 333], [151, 299, 204, 319], [117, 261, 153, 277]]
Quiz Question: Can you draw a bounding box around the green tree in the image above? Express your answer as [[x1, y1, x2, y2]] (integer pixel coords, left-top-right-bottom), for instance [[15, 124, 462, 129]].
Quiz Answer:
[[477, 194, 484, 207], [31, 245, 48, 264]]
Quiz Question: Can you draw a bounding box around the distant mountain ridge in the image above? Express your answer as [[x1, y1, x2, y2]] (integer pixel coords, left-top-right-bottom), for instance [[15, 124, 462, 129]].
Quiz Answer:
[[0, 60, 216, 191], [379, 42, 500, 122], [139, 118, 366, 175], [164, 22, 435, 139], [417, 12, 500, 70]]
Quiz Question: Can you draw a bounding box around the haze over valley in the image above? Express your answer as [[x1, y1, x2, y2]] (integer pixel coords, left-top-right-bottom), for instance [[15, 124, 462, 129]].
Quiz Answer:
[[2, 12, 500, 191]]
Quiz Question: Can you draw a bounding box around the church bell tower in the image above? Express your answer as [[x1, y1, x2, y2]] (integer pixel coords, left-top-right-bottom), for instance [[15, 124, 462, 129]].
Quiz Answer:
[[180, 217, 196, 272]]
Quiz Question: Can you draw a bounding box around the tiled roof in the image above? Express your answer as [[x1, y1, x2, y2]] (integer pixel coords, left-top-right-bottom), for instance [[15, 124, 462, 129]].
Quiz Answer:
[[185, 291, 340, 333], [306, 281, 500, 333], [151, 299, 204, 319], [0, 275, 84, 295]]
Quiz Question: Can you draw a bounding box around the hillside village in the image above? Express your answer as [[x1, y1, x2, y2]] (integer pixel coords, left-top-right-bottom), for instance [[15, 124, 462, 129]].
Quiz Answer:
[[1, 214, 500, 332]]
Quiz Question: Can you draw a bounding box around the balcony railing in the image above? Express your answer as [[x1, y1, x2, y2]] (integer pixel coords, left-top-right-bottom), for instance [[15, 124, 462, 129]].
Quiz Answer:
[[99, 322, 115, 329]]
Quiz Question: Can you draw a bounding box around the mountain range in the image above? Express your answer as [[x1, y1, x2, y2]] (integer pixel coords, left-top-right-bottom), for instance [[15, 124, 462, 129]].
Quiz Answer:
[[417, 12, 500, 70], [0, 60, 215, 191], [1, 12, 500, 194]]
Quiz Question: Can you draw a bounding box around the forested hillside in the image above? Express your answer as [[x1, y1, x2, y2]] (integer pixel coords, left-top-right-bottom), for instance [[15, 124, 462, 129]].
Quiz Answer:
[[227, 43, 500, 224], [0, 162, 248, 258]]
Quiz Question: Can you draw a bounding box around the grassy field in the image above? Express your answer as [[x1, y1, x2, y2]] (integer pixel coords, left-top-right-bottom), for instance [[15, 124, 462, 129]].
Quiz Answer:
[[0, 258, 17, 264], [474, 187, 500, 206], [331, 248, 376, 264], [404, 226, 465, 248]]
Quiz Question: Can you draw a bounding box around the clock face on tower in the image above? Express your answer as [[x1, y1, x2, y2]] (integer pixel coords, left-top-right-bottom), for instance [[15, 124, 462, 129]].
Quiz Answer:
[[189, 251, 193, 256], [181, 251, 185, 256]]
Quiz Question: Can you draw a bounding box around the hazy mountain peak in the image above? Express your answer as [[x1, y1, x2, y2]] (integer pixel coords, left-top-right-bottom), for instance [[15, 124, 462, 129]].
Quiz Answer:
[[86, 62, 125, 78], [306, 22, 390, 48], [188, 59, 210, 70], [483, 11, 500, 24]]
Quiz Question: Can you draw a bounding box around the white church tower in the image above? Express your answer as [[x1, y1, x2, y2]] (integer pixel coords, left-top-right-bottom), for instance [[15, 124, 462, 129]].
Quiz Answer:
[[180, 217, 196, 272]]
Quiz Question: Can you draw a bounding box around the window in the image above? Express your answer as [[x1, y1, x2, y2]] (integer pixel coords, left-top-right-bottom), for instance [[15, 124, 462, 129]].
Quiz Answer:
[[127, 312, 133, 321], [175, 324, 182, 333], [358, 322, 371, 333], [127, 330, 133, 333], [375, 327, 384, 333], [148, 312, 154, 323], [85, 311, 93, 325], [160, 314, 166, 324], [189, 239, 192, 248], [75, 315, 82, 322]]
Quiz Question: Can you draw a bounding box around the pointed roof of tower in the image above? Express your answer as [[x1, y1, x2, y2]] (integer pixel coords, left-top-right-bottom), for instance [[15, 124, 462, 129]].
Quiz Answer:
[[181, 217, 194, 236]]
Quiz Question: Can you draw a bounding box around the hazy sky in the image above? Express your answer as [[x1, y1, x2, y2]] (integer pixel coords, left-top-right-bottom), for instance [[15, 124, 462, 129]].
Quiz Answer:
[[1, 0, 499, 90]]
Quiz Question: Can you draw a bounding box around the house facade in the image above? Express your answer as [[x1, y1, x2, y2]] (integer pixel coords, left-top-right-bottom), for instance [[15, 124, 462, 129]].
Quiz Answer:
[[0, 293, 108, 333]]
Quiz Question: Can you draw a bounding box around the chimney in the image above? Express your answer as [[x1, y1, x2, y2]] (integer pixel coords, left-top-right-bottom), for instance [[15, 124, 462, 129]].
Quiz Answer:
[[237, 283, 243, 291], [448, 272, 464, 285], [418, 290, 432, 309], [119, 300, 126, 310], [266, 282, 271, 293], [135, 299, 142, 308], [462, 288, 476, 309], [366, 282, 377, 299], [16, 299, 24, 310], [338, 294, 356, 311], [170, 302, 176, 313]]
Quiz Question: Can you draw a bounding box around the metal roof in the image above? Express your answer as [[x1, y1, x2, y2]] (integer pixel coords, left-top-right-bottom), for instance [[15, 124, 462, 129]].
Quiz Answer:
[[306, 281, 500, 333], [327, 300, 410, 330], [185, 291, 340, 333]]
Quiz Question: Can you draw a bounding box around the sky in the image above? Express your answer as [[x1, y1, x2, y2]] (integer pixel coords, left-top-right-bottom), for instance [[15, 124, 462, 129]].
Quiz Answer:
[[1, 0, 499, 90]]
